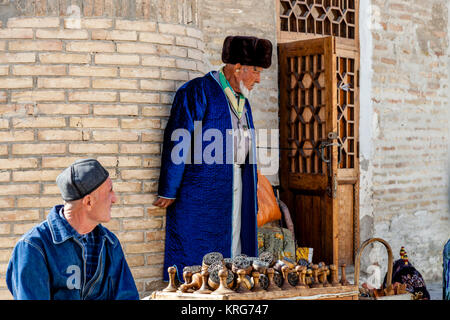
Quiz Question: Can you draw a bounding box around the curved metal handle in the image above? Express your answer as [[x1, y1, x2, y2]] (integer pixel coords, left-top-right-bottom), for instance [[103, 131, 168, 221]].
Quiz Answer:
[[354, 238, 393, 289]]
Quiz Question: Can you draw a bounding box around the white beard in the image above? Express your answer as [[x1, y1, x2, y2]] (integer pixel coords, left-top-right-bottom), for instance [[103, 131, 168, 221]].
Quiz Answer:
[[239, 80, 252, 100]]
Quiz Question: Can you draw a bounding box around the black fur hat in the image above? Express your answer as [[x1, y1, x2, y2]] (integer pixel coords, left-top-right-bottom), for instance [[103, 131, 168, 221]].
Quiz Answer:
[[222, 35, 273, 69]]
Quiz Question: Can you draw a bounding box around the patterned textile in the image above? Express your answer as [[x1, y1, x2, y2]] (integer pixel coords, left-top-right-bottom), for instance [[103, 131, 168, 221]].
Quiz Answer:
[[382, 247, 430, 299], [444, 239, 450, 300], [257, 226, 296, 261], [158, 72, 258, 281], [59, 209, 101, 282]]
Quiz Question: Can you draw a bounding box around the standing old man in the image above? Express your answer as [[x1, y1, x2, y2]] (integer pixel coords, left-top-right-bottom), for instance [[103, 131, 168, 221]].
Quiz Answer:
[[6, 159, 139, 300], [153, 35, 273, 280]]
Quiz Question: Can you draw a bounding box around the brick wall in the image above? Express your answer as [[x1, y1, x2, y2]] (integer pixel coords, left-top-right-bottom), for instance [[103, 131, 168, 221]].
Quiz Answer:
[[364, 0, 450, 281], [0, 9, 205, 298]]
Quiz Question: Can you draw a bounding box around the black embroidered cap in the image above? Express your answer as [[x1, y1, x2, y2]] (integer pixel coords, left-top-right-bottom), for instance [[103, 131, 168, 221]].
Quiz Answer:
[[56, 158, 109, 201], [222, 35, 273, 69]]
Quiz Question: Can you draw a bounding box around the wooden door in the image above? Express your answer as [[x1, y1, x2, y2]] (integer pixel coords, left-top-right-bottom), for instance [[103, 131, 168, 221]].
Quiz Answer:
[[278, 36, 359, 266]]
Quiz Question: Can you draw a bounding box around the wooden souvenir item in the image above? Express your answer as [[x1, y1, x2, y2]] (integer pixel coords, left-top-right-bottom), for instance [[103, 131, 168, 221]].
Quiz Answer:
[[194, 270, 212, 294], [235, 269, 252, 293], [251, 272, 264, 292], [280, 265, 292, 290], [311, 264, 323, 288], [265, 268, 282, 291], [162, 266, 178, 292], [259, 273, 269, 290], [329, 264, 341, 286], [212, 269, 235, 295], [305, 268, 313, 286], [321, 265, 332, 287], [295, 265, 308, 288], [178, 270, 193, 293], [179, 272, 202, 293], [252, 259, 269, 274], [340, 264, 350, 286]]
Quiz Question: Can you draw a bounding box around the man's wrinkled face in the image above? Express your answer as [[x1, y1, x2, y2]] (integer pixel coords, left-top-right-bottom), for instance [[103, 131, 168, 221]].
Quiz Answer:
[[237, 65, 262, 94], [88, 177, 117, 224]]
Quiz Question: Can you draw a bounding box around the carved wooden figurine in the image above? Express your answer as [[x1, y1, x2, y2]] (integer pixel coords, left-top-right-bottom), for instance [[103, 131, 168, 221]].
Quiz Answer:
[[295, 265, 308, 288], [311, 264, 323, 288], [179, 272, 202, 292], [280, 265, 292, 290], [340, 264, 350, 286], [212, 269, 235, 295], [321, 265, 332, 287], [194, 270, 212, 294], [162, 266, 178, 292], [266, 268, 282, 291], [251, 271, 264, 292], [235, 269, 252, 293], [329, 264, 341, 286], [178, 270, 193, 293]]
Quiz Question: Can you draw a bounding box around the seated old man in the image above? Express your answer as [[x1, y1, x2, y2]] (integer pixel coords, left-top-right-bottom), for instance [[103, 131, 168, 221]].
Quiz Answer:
[[6, 159, 139, 300]]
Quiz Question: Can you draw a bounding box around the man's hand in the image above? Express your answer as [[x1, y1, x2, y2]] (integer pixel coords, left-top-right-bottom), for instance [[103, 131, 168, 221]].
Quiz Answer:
[[153, 197, 175, 208]]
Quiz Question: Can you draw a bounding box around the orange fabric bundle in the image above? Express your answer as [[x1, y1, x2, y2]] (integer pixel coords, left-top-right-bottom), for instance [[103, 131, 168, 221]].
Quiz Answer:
[[256, 170, 282, 227]]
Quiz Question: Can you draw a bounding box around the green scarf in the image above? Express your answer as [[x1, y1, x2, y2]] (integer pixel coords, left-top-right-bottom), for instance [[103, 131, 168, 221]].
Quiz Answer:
[[219, 68, 245, 119]]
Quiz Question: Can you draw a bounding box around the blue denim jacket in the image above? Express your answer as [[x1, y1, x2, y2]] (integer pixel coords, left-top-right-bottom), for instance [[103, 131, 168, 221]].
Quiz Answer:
[[6, 205, 139, 300]]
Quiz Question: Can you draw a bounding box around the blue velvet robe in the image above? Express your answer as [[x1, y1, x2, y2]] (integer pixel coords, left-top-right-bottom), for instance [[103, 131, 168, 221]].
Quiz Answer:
[[158, 72, 258, 281]]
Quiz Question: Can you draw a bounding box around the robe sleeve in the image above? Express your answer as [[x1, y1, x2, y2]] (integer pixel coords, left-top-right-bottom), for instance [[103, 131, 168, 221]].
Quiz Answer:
[[157, 80, 206, 199]]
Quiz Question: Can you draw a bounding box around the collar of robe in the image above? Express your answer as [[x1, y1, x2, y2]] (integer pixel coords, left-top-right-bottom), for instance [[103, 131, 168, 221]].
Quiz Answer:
[[218, 67, 245, 119]]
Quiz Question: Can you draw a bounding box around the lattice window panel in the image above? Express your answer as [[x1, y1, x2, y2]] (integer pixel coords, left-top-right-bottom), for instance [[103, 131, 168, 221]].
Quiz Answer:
[[287, 54, 327, 174], [336, 56, 356, 168], [280, 0, 356, 39]]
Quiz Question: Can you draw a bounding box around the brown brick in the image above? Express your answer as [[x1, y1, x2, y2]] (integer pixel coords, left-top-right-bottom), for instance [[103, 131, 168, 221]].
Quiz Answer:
[[120, 144, 160, 155], [0, 78, 33, 89], [91, 30, 137, 41], [36, 29, 88, 40], [157, 45, 187, 58], [9, 40, 63, 51], [0, 224, 11, 235], [146, 231, 165, 241], [139, 32, 174, 45], [36, 104, 89, 115], [12, 117, 66, 128], [0, 209, 40, 222], [120, 194, 156, 205], [115, 20, 157, 32], [11, 91, 65, 102], [141, 56, 175, 67], [12, 143, 66, 155], [121, 118, 160, 129], [143, 157, 161, 167], [147, 207, 166, 217], [38, 130, 83, 141], [66, 41, 115, 53], [7, 17, 60, 28], [70, 117, 119, 128], [68, 91, 117, 102], [69, 143, 118, 154], [0, 184, 40, 196], [0, 131, 34, 142], [130, 265, 164, 278], [13, 65, 66, 76], [69, 65, 118, 77], [92, 130, 138, 141], [93, 104, 138, 116], [116, 42, 157, 54], [39, 53, 90, 64], [94, 54, 140, 65], [13, 169, 60, 182], [120, 169, 159, 180], [96, 156, 141, 167], [111, 207, 144, 218], [92, 79, 138, 90], [126, 255, 145, 267], [119, 67, 159, 79], [64, 18, 113, 29], [42, 156, 80, 168], [140, 80, 175, 92], [123, 217, 162, 231], [125, 242, 164, 254], [0, 237, 21, 248], [0, 53, 35, 63], [117, 231, 144, 243], [158, 23, 186, 35], [38, 77, 90, 89], [0, 66, 8, 76], [120, 92, 159, 104], [142, 131, 164, 143], [0, 29, 33, 39], [0, 198, 14, 208], [17, 196, 60, 207], [0, 158, 38, 169], [13, 223, 38, 235]]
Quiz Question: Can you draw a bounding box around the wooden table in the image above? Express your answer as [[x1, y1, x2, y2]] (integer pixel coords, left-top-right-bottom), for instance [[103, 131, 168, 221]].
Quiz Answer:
[[150, 285, 359, 300]]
